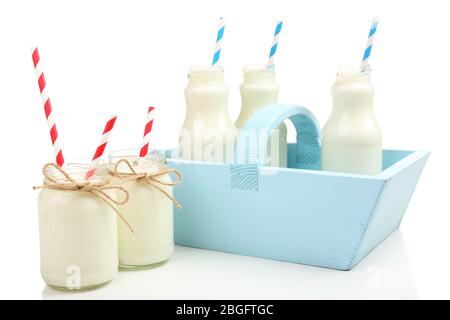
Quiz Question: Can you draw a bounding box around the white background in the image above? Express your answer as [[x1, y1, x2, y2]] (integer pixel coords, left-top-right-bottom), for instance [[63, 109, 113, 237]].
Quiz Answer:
[[0, 0, 448, 299]]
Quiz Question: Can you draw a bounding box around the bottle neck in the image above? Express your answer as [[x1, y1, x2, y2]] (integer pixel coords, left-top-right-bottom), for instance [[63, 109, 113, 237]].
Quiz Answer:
[[185, 66, 229, 118], [332, 80, 374, 113], [332, 64, 374, 112], [239, 65, 278, 116]]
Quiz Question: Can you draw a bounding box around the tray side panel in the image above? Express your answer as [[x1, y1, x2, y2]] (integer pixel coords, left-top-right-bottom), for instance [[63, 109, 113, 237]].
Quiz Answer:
[[349, 152, 430, 268], [170, 160, 383, 270]]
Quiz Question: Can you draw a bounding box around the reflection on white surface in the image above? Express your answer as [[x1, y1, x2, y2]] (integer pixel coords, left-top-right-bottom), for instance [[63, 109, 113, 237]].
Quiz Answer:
[[42, 230, 416, 299]]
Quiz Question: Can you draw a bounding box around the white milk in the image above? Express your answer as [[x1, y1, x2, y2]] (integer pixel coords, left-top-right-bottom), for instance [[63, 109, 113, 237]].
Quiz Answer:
[[109, 150, 174, 268], [235, 65, 287, 167], [179, 66, 237, 163], [322, 65, 382, 174], [37, 163, 118, 289]]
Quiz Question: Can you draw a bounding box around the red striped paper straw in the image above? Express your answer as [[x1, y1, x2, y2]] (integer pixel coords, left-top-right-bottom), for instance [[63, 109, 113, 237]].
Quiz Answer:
[[85, 115, 117, 179], [139, 106, 155, 158], [31, 47, 64, 167]]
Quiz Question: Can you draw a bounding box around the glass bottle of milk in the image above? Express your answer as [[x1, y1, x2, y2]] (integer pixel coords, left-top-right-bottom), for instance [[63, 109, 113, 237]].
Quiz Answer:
[[109, 150, 175, 268], [321, 65, 382, 174], [179, 66, 237, 163], [235, 65, 287, 167], [37, 161, 118, 289]]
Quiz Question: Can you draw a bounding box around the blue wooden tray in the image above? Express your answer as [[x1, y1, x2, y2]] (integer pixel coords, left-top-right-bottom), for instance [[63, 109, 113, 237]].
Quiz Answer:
[[168, 104, 429, 270]]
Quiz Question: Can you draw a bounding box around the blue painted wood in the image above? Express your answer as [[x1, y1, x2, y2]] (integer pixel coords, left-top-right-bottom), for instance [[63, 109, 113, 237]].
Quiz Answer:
[[349, 151, 430, 268], [239, 104, 321, 169], [168, 104, 429, 270]]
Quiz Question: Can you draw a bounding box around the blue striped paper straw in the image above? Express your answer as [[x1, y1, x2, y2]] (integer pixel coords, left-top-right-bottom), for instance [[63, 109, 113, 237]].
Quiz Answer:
[[361, 18, 379, 72], [212, 17, 225, 66], [267, 21, 283, 68]]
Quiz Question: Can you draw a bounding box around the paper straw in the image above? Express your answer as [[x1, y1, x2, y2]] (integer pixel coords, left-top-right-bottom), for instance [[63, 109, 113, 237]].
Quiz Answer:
[[361, 18, 379, 72], [139, 106, 155, 158], [85, 115, 117, 179], [212, 17, 225, 66], [267, 21, 283, 68], [31, 47, 65, 167]]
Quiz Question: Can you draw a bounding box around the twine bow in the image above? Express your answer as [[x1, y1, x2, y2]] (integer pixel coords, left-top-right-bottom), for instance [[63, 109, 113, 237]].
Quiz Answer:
[[33, 163, 134, 234], [110, 158, 182, 209]]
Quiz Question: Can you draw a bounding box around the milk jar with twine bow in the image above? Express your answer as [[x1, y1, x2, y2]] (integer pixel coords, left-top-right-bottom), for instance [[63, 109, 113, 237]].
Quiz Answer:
[[34, 161, 131, 289], [109, 149, 182, 268]]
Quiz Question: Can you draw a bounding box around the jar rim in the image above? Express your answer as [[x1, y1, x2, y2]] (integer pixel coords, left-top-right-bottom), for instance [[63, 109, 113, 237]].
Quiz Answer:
[[109, 149, 166, 172], [47, 159, 107, 183], [188, 65, 224, 79], [243, 64, 274, 73], [336, 64, 371, 78]]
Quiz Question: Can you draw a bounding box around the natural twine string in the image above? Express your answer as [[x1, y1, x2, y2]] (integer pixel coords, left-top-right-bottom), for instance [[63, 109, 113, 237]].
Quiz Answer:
[[33, 163, 135, 234], [109, 158, 182, 209]]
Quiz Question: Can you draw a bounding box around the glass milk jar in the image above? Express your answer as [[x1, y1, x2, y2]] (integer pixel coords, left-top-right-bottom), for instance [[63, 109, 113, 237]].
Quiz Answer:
[[322, 64, 382, 174], [235, 65, 287, 167], [109, 150, 178, 268], [179, 66, 237, 163], [37, 162, 119, 289]]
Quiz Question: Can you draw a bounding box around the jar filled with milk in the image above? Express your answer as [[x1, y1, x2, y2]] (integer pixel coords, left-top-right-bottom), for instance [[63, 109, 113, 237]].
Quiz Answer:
[[235, 65, 287, 167], [109, 149, 180, 268], [321, 65, 382, 174], [179, 66, 237, 163], [36, 161, 122, 289]]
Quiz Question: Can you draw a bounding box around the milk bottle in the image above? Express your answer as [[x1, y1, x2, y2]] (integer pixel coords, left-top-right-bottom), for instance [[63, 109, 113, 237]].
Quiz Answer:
[[37, 162, 118, 289], [235, 65, 287, 167], [109, 150, 178, 268], [179, 66, 237, 163], [321, 65, 382, 174]]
